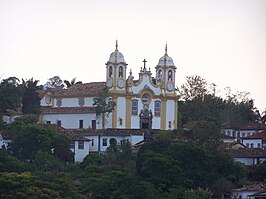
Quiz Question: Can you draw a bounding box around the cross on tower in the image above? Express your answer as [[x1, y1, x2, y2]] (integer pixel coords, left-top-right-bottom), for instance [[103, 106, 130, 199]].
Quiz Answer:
[[143, 59, 147, 69]]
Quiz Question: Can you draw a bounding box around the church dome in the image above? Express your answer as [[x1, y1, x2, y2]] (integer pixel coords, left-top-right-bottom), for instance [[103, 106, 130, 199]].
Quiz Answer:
[[156, 44, 175, 68], [107, 40, 126, 63], [108, 51, 126, 63], [157, 55, 174, 67]]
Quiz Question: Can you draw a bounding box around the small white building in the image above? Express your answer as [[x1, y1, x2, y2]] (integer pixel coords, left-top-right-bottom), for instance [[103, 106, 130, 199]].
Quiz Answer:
[[231, 182, 266, 199], [222, 123, 266, 139], [229, 148, 266, 165], [75, 128, 147, 153], [242, 131, 266, 149]]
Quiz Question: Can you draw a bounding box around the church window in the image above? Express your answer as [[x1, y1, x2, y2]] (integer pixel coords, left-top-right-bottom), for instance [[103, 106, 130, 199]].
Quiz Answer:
[[132, 99, 138, 115], [109, 66, 113, 77], [78, 141, 84, 149], [258, 143, 261, 148], [103, 138, 107, 146], [141, 93, 150, 105], [154, 101, 161, 116], [78, 98, 85, 107], [119, 66, 123, 77], [246, 143, 250, 148], [168, 70, 172, 81], [56, 99, 62, 107], [79, 120, 84, 129], [251, 143, 254, 148], [91, 139, 94, 146], [158, 70, 163, 80]]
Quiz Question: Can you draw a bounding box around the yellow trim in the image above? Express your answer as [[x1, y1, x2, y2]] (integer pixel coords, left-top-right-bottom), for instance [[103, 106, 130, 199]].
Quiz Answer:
[[125, 96, 132, 128], [161, 99, 166, 130], [112, 96, 117, 128]]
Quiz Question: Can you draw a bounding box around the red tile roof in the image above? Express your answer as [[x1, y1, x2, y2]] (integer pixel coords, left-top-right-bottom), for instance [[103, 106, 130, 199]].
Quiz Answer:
[[41, 106, 96, 114], [243, 131, 266, 140], [40, 124, 89, 141], [73, 128, 157, 136], [232, 182, 266, 192], [222, 123, 266, 130], [228, 148, 266, 158], [52, 82, 106, 97]]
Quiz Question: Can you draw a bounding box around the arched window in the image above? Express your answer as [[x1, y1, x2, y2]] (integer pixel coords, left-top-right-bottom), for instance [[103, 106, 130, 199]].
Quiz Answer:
[[154, 101, 161, 116], [119, 66, 123, 77], [168, 70, 172, 81], [109, 66, 113, 77], [132, 99, 138, 115], [158, 69, 162, 80]]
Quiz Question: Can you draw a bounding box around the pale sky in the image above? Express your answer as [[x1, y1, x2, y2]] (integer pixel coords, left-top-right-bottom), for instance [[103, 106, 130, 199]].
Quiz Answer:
[[0, 0, 265, 112]]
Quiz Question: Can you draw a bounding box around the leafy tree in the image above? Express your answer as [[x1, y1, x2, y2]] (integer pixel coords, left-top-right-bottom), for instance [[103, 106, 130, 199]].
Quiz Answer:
[[46, 75, 64, 88], [138, 150, 184, 192], [21, 78, 41, 114], [0, 149, 31, 172], [64, 77, 82, 88], [93, 87, 116, 129], [179, 75, 207, 100], [9, 124, 55, 162], [53, 133, 73, 162], [33, 150, 62, 171], [0, 77, 22, 114], [0, 172, 82, 199], [183, 120, 222, 147], [252, 161, 266, 181], [183, 188, 212, 199]]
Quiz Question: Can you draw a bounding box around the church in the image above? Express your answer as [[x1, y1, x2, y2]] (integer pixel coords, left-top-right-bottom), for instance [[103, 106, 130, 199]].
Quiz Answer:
[[39, 41, 179, 131]]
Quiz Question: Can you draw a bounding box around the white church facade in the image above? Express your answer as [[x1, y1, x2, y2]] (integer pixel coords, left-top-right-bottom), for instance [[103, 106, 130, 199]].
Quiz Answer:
[[39, 41, 179, 131]]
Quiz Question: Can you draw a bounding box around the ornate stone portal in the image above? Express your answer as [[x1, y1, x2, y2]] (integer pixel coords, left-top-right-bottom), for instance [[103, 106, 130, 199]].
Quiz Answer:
[[139, 105, 153, 129]]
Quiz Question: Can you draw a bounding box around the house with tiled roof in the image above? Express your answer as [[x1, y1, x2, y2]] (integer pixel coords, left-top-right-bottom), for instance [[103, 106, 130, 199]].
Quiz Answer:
[[39, 41, 179, 156], [231, 182, 266, 199], [222, 123, 266, 139], [242, 131, 266, 150], [228, 148, 266, 165]]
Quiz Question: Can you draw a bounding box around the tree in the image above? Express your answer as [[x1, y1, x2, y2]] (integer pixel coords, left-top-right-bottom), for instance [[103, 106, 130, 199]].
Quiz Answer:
[[179, 75, 207, 100], [93, 87, 116, 129], [64, 77, 82, 88], [53, 133, 73, 162], [46, 75, 64, 88], [9, 124, 55, 162], [183, 188, 212, 199], [183, 120, 222, 147], [21, 78, 41, 114], [0, 77, 22, 114]]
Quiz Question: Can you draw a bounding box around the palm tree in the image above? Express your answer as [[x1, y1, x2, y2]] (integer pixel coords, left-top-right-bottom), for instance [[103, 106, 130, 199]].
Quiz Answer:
[[64, 78, 82, 88]]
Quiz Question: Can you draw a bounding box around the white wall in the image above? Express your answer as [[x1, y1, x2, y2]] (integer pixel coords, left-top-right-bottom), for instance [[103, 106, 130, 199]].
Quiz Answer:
[[132, 75, 161, 95], [231, 191, 257, 199], [71, 140, 90, 163], [234, 157, 254, 165], [242, 139, 262, 148], [116, 97, 126, 128], [42, 113, 96, 129], [85, 134, 144, 152], [166, 100, 175, 130]]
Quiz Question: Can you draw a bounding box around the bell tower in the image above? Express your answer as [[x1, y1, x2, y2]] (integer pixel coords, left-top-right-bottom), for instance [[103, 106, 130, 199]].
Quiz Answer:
[[155, 44, 176, 94], [106, 40, 127, 92]]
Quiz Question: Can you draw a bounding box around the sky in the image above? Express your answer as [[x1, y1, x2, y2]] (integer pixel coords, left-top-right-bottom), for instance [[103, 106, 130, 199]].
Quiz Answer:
[[0, 0, 265, 112]]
